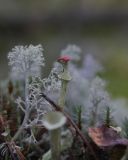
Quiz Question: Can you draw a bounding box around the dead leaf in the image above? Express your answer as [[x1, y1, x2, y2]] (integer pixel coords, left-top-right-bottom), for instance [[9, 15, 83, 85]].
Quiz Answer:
[[88, 125, 128, 147], [88, 125, 128, 160]]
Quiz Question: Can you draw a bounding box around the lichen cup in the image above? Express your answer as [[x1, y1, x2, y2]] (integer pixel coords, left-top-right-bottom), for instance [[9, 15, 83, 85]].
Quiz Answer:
[[43, 111, 66, 160]]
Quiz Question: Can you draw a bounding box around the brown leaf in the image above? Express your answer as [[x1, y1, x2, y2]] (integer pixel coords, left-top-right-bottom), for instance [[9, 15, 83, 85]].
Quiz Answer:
[[15, 146, 26, 160], [88, 125, 128, 147], [88, 125, 128, 160]]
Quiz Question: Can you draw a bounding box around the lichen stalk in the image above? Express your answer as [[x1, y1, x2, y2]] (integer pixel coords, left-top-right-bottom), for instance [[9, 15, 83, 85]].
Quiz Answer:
[[52, 57, 71, 159], [50, 128, 61, 160], [58, 80, 68, 107], [58, 60, 71, 108]]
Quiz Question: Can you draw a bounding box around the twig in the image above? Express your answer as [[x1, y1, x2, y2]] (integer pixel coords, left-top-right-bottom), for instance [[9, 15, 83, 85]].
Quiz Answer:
[[6, 143, 16, 160], [6, 142, 26, 160], [40, 93, 98, 160]]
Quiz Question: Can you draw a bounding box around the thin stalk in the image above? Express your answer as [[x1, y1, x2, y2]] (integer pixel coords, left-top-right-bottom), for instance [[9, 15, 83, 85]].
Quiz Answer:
[[49, 63, 70, 159], [77, 106, 82, 130], [58, 80, 67, 108], [50, 128, 61, 160], [50, 80, 67, 159], [58, 63, 69, 108]]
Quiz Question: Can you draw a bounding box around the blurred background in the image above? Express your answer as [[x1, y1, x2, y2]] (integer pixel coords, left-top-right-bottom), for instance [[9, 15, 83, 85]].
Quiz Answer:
[[0, 0, 128, 98]]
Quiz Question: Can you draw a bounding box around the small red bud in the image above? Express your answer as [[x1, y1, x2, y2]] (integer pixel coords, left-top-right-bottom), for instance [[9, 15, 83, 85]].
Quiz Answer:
[[57, 55, 71, 63]]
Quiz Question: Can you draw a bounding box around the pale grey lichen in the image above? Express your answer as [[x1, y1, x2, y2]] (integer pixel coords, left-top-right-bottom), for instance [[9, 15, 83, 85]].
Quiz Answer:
[[88, 77, 111, 126], [88, 77, 109, 105], [43, 62, 62, 92], [61, 44, 81, 61], [67, 63, 90, 108], [62, 53, 103, 109], [8, 44, 45, 77], [13, 76, 52, 142], [42, 62, 62, 103], [8, 45, 45, 135], [80, 54, 103, 80]]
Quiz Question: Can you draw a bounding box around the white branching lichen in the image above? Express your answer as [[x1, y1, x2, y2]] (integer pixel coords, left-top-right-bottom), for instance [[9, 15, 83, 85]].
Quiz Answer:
[[8, 44, 45, 77], [14, 77, 52, 142], [8, 45, 46, 142], [43, 62, 62, 92], [89, 77, 110, 107], [88, 77, 111, 126]]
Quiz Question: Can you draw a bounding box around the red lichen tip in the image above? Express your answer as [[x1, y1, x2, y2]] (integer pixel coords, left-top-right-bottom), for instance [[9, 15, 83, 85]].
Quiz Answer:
[[57, 55, 71, 63]]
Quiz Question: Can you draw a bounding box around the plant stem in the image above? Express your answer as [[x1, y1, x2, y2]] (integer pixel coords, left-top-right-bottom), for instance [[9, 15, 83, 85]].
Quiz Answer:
[[105, 106, 110, 127], [58, 80, 67, 108], [50, 128, 61, 160], [48, 63, 70, 160], [77, 106, 82, 130]]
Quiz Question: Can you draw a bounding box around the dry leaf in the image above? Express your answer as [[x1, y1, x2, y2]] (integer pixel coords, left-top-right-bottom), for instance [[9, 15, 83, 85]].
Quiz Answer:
[[88, 125, 128, 160]]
